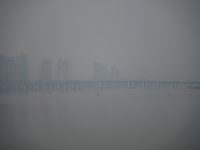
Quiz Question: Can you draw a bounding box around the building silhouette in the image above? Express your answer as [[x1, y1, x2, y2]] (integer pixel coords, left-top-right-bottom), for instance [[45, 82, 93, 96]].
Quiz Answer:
[[58, 58, 69, 81], [0, 54, 28, 83], [0, 54, 7, 82], [93, 59, 108, 81], [62, 59, 68, 81], [93, 59, 102, 80], [16, 54, 28, 82], [58, 59, 62, 81], [7, 57, 15, 82], [41, 60, 52, 81], [111, 66, 120, 80]]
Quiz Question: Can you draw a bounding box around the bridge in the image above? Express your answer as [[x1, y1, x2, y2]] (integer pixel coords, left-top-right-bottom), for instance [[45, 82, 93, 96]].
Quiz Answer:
[[0, 81, 200, 93]]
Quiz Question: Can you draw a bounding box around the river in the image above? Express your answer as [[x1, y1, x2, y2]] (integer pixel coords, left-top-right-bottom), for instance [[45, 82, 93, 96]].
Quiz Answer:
[[0, 89, 200, 150]]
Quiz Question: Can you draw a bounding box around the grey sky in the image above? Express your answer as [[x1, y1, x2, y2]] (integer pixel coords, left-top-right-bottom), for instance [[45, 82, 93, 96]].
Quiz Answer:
[[1, 0, 200, 81]]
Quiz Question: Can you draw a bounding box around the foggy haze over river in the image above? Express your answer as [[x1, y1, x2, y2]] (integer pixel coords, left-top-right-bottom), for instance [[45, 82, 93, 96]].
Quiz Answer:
[[0, 0, 200, 81], [1, 89, 200, 149], [0, 1, 200, 150]]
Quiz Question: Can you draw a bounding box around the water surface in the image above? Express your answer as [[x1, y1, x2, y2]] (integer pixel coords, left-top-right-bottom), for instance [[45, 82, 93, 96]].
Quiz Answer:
[[0, 89, 200, 150]]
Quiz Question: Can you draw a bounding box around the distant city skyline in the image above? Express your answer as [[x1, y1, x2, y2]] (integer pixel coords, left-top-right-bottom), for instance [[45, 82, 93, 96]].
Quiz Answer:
[[58, 58, 69, 81], [0, 53, 28, 82], [41, 60, 52, 81], [1, 52, 200, 82], [1, 1, 200, 81], [0, 53, 122, 82]]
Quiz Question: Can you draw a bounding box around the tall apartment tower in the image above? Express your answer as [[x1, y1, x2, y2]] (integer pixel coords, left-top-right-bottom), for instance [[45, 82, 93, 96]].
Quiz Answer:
[[111, 66, 120, 80], [58, 59, 62, 81], [58, 58, 68, 81], [0, 54, 7, 82], [93, 59, 102, 81], [7, 57, 15, 82], [41, 60, 52, 81], [16, 54, 28, 82], [62, 59, 68, 81]]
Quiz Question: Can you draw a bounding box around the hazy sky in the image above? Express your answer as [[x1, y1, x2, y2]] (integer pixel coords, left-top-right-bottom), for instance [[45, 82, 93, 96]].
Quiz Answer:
[[1, 0, 200, 81]]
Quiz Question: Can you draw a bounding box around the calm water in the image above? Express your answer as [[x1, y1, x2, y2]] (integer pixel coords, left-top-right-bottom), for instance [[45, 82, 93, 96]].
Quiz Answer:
[[0, 89, 200, 150]]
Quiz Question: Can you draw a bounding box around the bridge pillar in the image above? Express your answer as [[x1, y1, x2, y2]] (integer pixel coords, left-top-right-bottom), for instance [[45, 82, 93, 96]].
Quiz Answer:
[[189, 83, 192, 88], [187, 82, 189, 88], [71, 82, 74, 90], [132, 82, 135, 89], [174, 83, 177, 88], [29, 84, 32, 92], [146, 82, 149, 89], [99, 81, 102, 89], [160, 83, 163, 89], [58, 83, 60, 89], [157, 82, 160, 88], [77, 83, 80, 90], [16, 84, 18, 90], [128, 82, 131, 89], [143, 82, 145, 89], [105, 83, 107, 89]]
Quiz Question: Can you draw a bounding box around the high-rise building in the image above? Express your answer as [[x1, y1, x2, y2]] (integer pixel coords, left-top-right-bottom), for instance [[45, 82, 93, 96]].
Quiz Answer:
[[58, 58, 69, 81], [93, 59, 109, 81], [7, 57, 15, 82], [93, 59, 103, 81], [58, 59, 63, 81], [0, 53, 28, 83], [41, 60, 52, 81], [111, 66, 120, 80], [0, 54, 7, 82], [16, 54, 28, 82], [62, 59, 68, 81]]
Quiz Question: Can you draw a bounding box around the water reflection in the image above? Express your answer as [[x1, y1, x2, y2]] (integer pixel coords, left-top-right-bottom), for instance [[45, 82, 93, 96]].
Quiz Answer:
[[0, 89, 200, 149], [41, 104, 52, 122], [0, 104, 29, 130]]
